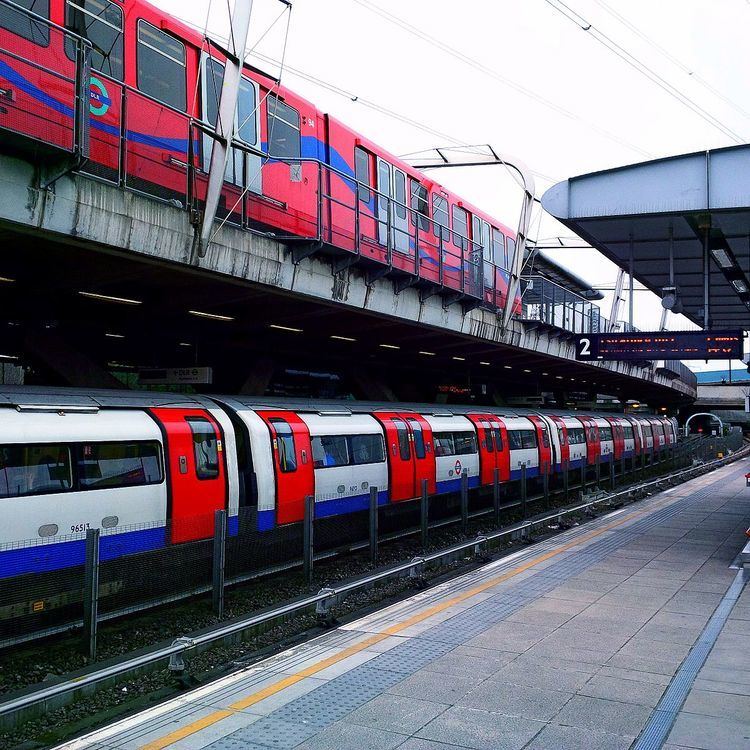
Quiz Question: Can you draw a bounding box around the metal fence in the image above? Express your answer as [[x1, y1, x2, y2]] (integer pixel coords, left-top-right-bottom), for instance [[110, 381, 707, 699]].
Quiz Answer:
[[0, 436, 729, 656], [520, 275, 602, 334]]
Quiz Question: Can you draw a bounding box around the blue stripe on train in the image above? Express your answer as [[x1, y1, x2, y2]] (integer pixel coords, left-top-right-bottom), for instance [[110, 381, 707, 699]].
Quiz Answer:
[[436, 475, 480, 494], [510, 466, 540, 481], [1, 513, 240, 579]]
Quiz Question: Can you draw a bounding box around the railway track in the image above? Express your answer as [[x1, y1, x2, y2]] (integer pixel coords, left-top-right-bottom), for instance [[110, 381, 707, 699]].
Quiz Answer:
[[1, 444, 746, 747]]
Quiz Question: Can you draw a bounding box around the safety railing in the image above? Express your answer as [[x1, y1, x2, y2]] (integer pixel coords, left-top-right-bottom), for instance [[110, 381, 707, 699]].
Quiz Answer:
[[520, 275, 602, 334], [0, 0, 91, 158]]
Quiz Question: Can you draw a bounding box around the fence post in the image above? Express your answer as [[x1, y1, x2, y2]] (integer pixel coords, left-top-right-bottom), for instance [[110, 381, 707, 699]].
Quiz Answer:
[[493, 467, 501, 526], [542, 464, 549, 508], [563, 460, 569, 500], [595, 453, 601, 489], [212, 509, 227, 618], [581, 464, 586, 496], [83, 527, 100, 661], [610, 458, 616, 490], [303, 494, 314, 585], [521, 463, 527, 519], [369, 485, 379, 566], [461, 470, 469, 534], [421, 478, 429, 550]]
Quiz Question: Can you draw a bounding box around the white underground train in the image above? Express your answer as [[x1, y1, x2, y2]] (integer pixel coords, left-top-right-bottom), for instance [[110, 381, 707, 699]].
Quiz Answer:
[[0, 387, 678, 579]]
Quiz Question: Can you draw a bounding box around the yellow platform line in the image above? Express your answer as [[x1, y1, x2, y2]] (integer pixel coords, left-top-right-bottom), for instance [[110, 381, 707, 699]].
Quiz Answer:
[[140, 504, 649, 750]]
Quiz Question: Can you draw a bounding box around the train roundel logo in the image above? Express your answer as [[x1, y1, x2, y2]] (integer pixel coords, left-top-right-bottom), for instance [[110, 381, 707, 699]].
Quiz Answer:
[[89, 76, 111, 117], [454, 459, 462, 475]]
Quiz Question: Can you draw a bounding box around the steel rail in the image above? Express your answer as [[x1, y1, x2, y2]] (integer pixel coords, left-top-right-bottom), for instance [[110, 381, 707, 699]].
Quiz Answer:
[[0, 445, 745, 720]]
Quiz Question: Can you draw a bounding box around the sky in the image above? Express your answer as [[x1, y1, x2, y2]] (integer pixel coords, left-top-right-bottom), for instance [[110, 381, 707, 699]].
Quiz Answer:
[[154, 0, 750, 371]]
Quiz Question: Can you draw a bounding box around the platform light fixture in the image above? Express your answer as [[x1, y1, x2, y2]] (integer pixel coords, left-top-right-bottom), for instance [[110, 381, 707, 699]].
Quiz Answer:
[[330, 335, 356, 342], [380, 344, 400, 350], [503, 365, 512, 369], [452, 356, 466, 361], [178, 342, 192, 347], [710, 247, 734, 269], [419, 351, 436, 356], [188, 309, 235, 322], [480, 361, 490, 366], [268, 323, 302, 332], [79, 291, 142, 306], [556, 375, 564, 379], [523, 368, 531, 373], [0, 353, 19, 360], [105, 333, 125, 339], [0, 276, 15, 283], [732, 279, 748, 293], [542, 372, 549, 376]]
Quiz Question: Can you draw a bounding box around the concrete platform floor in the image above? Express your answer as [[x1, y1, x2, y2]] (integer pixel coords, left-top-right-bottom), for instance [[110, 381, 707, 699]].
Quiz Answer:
[[57, 459, 750, 750]]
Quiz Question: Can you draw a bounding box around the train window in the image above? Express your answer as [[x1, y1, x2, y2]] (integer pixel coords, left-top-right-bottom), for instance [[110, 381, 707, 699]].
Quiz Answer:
[[507, 431, 523, 450], [570, 428, 586, 445], [410, 180, 430, 231], [506, 236, 516, 269], [354, 147, 371, 203], [186, 418, 220, 479], [623, 425, 634, 440], [557, 427, 566, 446], [0, 0, 49, 45], [349, 434, 386, 465], [394, 169, 407, 221], [269, 418, 297, 473], [393, 418, 411, 460], [408, 420, 426, 459], [65, 0, 124, 81], [137, 20, 186, 111], [481, 421, 494, 453], [452, 206, 468, 250], [434, 432, 477, 456], [237, 79, 258, 145], [267, 97, 300, 159], [0, 444, 72, 498], [494, 428, 504, 452], [521, 430, 537, 449], [492, 229, 506, 269], [540, 428, 550, 449], [311, 435, 349, 468], [600, 426, 613, 441], [432, 194, 450, 242], [78, 441, 162, 489]]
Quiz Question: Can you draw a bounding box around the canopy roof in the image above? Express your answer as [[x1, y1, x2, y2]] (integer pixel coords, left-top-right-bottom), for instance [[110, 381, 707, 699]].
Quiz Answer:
[[542, 144, 750, 329]]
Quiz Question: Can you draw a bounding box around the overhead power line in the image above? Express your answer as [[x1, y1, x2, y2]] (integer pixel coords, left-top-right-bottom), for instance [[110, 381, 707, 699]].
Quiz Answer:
[[543, 0, 746, 144], [591, 0, 750, 122], [349, 0, 653, 159]]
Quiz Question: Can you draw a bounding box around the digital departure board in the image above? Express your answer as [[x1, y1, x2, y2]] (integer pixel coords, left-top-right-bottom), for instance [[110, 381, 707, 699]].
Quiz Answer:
[[575, 330, 744, 361]]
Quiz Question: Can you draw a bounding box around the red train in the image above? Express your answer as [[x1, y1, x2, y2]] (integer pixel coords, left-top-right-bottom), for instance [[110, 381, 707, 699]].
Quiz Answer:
[[0, 0, 520, 311]]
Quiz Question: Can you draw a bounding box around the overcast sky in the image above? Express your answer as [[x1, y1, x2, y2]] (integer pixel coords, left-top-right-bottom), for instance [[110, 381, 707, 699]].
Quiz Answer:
[[155, 0, 750, 372]]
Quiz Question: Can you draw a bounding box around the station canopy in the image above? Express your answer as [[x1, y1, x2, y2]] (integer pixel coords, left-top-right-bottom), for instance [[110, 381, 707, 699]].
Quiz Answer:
[[542, 144, 750, 329]]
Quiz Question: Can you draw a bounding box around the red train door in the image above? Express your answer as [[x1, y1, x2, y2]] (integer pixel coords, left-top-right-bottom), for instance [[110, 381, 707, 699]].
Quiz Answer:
[[467, 414, 508, 485], [606, 418, 624, 460], [258, 411, 315, 525], [375, 412, 436, 501], [580, 416, 600, 466], [149, 408, 228, 544], [527, 415, 552, 474], [550, 416, 570, 468]]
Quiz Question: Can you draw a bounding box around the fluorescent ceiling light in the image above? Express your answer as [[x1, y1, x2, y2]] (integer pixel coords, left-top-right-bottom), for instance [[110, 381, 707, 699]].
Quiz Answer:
[[523, 368, 531, 373], [79, 291, 142, 305], [732, 279, 748, 293], [452, 356, 466, 361], [331, 335, 356, 342], [542, 372, 549, 376], [380, 344, 400, 350], [480, 361, 490, 366], [503, 365, 512, 369], [0, 353, 19, 360], [556, 375, 564, 379], [178, 342, 192, 347], [419, 351, 436, 356], [189, 310, 235, 322], [711, 247, 734, 269], [105, 333, 125, 339], [0, 276, 15, 283], [268, 323, 302, 332]]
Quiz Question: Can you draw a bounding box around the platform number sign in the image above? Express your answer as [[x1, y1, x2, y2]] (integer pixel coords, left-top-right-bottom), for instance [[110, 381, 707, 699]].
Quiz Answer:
[[576, 336, 594, 360]]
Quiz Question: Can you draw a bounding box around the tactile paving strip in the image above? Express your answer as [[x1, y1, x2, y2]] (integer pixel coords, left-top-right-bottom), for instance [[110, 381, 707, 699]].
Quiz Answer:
[[206, 465, 747, 750], [632, 567, 750, 750]]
